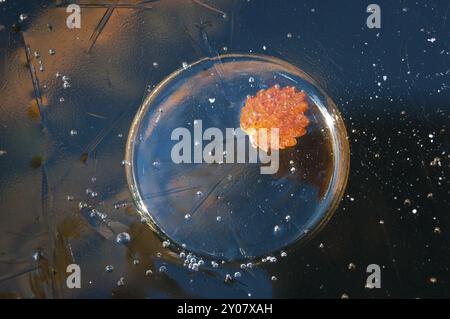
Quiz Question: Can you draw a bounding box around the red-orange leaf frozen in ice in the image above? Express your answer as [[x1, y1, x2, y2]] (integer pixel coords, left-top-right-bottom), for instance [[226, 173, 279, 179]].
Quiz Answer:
[[240, 85, 309, 151]]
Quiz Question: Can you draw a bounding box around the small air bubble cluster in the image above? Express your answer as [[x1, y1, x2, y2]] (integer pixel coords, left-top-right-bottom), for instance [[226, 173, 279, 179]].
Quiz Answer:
[[179, 251, 206, 272]]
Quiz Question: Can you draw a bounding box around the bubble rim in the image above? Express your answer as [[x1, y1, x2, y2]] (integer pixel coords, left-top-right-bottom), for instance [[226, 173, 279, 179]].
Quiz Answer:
[[124, 53, 350, 261]]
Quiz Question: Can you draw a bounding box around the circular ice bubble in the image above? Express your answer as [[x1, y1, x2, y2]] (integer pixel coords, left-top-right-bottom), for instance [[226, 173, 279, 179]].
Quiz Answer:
[[116, 232, 131, 245], [125, 54, 349, 261], [105, 265, 114, 273]]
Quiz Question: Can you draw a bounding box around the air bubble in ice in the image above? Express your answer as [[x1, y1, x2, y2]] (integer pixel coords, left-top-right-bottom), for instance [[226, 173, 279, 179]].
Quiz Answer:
[[105, 265, 114, 272], [32, 251, 42, 261], [274, 225, 280, 234], [430, 157, 441, 167], [116, 232, 131, 244], [162, 240, 170, 248], [152, 161, 161, 169], [113, 200, 128, 209], [224, 274, 233, 283], [86, 188, 98, 198], [158, 265, 167, 273], [78, 201, 87, 210], [19, 13, 28, 22]]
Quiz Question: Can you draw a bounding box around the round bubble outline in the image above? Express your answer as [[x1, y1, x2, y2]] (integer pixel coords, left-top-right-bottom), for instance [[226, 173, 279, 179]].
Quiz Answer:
[[125, 53, 350, 261]]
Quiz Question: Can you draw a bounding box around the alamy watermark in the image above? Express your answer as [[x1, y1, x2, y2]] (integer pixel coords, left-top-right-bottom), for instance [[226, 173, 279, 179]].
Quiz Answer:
[[366, 263, 381, 289], [66, 4, 81, 29], [171, 120, 280, 174], [366, 4, 381, 29], [66, 263, 81, 289]]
